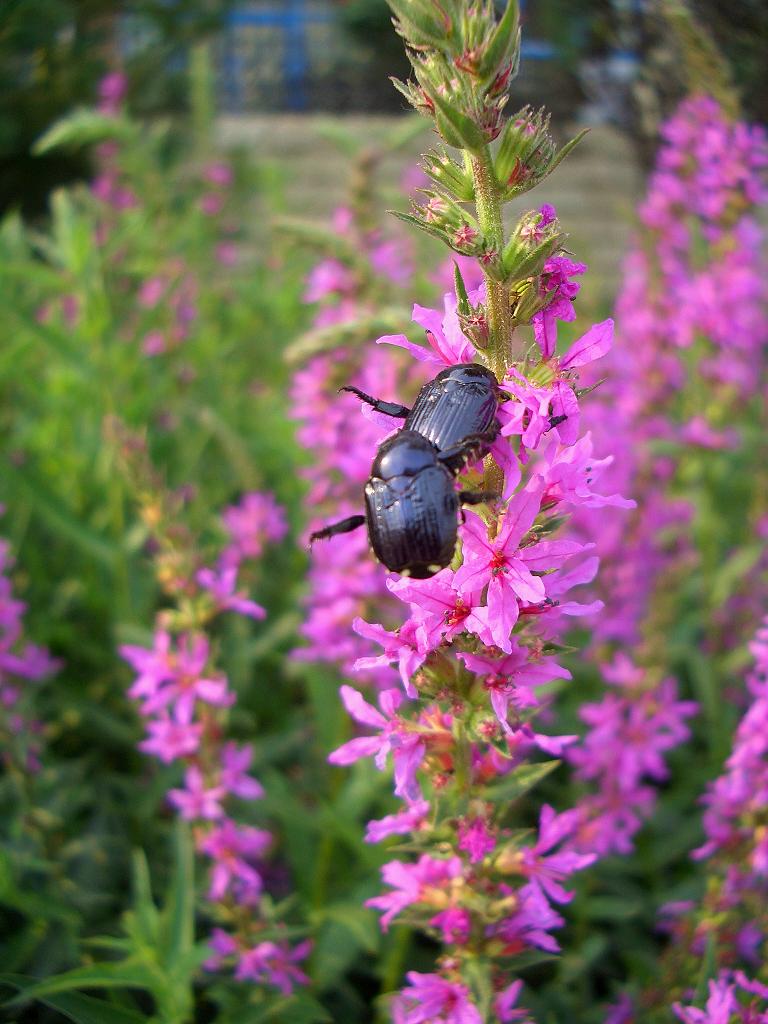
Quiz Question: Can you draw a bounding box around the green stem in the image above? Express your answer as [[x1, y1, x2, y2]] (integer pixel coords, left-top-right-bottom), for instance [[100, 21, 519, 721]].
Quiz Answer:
[[452, 717, 473, 810], [470, 148, 511, 497], [379, 926, 413, 1017], [470, 147, 512, 380]]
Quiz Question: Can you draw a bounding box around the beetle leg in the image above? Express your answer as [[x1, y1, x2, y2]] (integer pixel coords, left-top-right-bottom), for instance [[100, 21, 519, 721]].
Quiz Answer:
[[459, 490, 499, 506], [437, 424, 499, 473], [309, 515, 366, 545], [340, 386, 410, 419]]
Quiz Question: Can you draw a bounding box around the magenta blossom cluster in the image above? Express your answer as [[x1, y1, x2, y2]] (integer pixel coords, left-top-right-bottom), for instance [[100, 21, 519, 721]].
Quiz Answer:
[[304, 206, 414, 329], [694, 615, 768, 888], [37, 74, 245, 360], [0, 525, 60, 775], [671, 619, 768, 1014], [121, 491, 309, 993], [577, 95, 768, 650], [567, 655, 696, 857], [292, 204, 430, 684], [609, 617, 768, 1020], [318, 202, 635, 1016], [673, 972, 768, 1024], [292, 345, 423, 684], [559, 96, 768, 866]]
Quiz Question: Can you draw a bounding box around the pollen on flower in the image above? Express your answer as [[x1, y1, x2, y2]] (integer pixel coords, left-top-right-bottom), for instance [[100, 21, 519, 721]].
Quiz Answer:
[[454, 224, 479, 248]]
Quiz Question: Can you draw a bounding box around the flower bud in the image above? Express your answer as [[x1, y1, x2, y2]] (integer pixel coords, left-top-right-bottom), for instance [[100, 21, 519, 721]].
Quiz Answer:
[[495, 107, 588, 199], [502, 207, 565, 285]]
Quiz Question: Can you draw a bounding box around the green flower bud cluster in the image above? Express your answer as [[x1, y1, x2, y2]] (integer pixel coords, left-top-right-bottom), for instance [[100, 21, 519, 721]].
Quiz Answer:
[[389, 0, 521, 147], [386, 0, 585, 317]]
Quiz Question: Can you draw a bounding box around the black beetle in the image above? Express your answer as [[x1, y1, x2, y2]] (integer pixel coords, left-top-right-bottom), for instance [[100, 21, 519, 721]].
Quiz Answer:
[[310, 428, 496, 578], [342, 362, 501, 470]]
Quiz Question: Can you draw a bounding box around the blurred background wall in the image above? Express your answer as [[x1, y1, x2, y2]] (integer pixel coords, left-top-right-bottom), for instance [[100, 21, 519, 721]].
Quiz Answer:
[[2, 0, 766, 217]]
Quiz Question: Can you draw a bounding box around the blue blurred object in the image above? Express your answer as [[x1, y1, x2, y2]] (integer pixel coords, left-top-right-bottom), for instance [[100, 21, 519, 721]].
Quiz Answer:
[[220, 0, 559, 113], [222, 1, 332, 111]]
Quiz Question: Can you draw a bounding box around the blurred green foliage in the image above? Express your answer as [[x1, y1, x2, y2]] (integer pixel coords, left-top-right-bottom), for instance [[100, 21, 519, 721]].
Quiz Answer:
[[0, 0, 232, 218], [0, 86, 443, 1023]]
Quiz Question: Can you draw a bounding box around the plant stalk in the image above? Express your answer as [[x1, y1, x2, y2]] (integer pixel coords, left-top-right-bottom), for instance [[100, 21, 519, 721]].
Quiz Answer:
[[470, 148, 510, 496], [470, 148, 512, 380]]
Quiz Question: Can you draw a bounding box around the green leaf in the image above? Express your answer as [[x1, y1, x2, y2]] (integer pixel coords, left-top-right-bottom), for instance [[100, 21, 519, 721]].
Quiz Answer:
[[50, 189, 99, 277], [313, 902, 380, 955], [196, 406, 261, 490], [284, 309, 411, 364], [4, 463, 119, 570], [0, 962, 156, 1004], [710, 543, 763, 606], [310, 119, 363, 158], [387, 0, 449, 48], [0, 977, 145, 1024], [34, 109, 138, 154], [128, 850, 160, 949], [545, 128, 590, 178], [248, 993, 332, 1023], [160, 820, 195, 970], [481, 759, 561, 803], [4, 299, 90, 371], [453, 260, 472, 316], [422, 151, 475, 202], [463, 958, 493, 1017], [0, 849, 80, 926], [430, 92, 487, 153], [272, 217, 362, 266], [478, 0, 520, 81], [692, 932, 718, 1007], [582, 896, 644, 921], [388, 209, 450, 247]]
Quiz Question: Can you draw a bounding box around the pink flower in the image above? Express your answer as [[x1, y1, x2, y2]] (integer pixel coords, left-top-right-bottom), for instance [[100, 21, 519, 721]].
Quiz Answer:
[[429, 907, 472, 944], [454, 487, 546, 651], [97, 71, 127, 115], [499, 371, 553, 454], [352, 616, 426, 696], [491, 882, 564, 953], [304, 258, 356, 303], [203, 162, 233, 188], [387, 572, 494, 653], [199, 818, 270, 902], [367, 855, 463, 930], [215, 242, 239, 266], [235, 939, 311, 993], [365, 799, 430, 843], [457, 817, 496, 863], [604, 994, 635, 1024], [124, 632, 231, 724], [142, 330, 166, 356], [138, 715, 204, 763], [392, 972, 482, 1024], [168, 766, 226, 820], [495, 980, 534, 1023], [203, 927, 239, 971], [371, 237, 414, 286], [219, 742, 264, 800], [197, 566, 266, 619], [137, 277, 166, 308], [520, 805, 596, 903], [672, 978, 738, 1024], [221, 492, 287, 568], [200, 193, 224, 217], [559, 318, 614, 372], [378, 292, 477, 367], [328, 686, 424, 802], [458, 647, 571, 733], [536, 433, 635, 510]]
